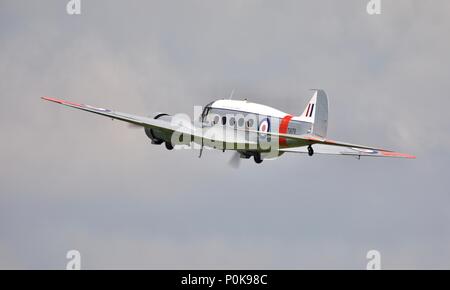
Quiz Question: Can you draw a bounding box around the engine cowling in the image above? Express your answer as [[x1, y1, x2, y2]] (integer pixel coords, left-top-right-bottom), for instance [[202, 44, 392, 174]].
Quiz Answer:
[[144, 113, 172, 144]]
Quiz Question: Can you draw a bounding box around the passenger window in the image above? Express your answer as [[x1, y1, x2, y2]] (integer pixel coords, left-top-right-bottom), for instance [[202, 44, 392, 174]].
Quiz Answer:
[[213, 116, 220, 125], [246, 119, 254, 128], [238, 118, 244, 127], [229, 117, 235, 126], [222, 116, 227, 125]]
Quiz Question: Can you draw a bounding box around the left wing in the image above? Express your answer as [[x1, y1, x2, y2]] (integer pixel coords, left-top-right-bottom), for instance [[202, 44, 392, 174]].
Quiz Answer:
[[41, 96, 257, 147], [42, 96, 177, 131]]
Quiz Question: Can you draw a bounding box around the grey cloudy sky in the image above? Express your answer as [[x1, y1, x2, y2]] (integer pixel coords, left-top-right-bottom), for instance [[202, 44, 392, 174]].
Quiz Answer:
[[1, 0, 449, 269]]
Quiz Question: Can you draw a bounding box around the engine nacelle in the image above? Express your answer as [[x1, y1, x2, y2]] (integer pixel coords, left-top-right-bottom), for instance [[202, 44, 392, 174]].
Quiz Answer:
[[144, 113, 172, 145]]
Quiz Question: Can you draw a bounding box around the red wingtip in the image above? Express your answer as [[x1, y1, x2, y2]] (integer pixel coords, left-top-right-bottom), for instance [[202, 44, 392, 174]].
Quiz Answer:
[[381, 151, 416, 159], [42, 96, 63, 104], [41, 96, 82, 107]]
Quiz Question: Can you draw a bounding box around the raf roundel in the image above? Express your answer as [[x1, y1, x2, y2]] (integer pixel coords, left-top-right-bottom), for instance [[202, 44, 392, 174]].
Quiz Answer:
[[259, 118, 271, 137]]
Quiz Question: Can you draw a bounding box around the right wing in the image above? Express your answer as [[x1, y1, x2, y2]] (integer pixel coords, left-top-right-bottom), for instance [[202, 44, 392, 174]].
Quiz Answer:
[[240, 128, 416, 159], [279, 144, 416, 158]]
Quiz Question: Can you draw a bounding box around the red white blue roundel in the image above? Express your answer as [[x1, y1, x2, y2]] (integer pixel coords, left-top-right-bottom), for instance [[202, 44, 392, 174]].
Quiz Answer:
[[259, 118, 270, 137]]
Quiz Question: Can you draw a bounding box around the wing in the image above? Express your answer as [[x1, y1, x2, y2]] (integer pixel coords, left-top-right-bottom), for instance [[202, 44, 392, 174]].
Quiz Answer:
[[240, 128, 415, 159], [280, 144, 416, 158], [286, 135, 415, 158], [41, 96, 256, 147], [42, 96, 176, 130]]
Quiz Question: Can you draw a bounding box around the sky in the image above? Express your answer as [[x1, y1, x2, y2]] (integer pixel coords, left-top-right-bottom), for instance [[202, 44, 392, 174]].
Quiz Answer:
[[0, 0, 450, 269]]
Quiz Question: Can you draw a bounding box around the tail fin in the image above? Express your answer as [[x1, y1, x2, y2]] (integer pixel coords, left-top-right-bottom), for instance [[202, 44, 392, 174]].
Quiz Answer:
[[298, 89, 328, 138]]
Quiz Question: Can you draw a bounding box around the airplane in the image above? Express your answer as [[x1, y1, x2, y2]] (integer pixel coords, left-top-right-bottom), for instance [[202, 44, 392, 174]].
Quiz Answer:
[[41, 89, 415, 165]]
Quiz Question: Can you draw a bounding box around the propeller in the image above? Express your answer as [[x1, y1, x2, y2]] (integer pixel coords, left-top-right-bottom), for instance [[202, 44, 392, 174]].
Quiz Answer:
[[228, 151, 241, 169]]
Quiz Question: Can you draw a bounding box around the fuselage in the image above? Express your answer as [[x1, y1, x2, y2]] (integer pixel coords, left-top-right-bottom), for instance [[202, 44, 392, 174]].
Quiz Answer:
[[199, 99, 312, 151]]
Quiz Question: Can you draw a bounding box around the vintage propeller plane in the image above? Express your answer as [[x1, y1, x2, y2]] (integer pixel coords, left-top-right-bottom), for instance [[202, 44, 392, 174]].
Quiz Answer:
[[42, 89, 415, 165]]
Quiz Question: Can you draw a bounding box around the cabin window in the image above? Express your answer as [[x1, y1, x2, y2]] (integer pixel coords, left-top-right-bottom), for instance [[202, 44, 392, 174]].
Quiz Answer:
[[238, 118, 244, 127], [229, 117, 235, 126], [246, 119, 254, 128], [222, 116, 227, 125], [213, 115, 220, 125]]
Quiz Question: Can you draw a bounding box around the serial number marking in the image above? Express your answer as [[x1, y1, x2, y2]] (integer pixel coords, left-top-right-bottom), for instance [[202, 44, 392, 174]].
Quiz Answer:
[[288, 127, 296, 134]]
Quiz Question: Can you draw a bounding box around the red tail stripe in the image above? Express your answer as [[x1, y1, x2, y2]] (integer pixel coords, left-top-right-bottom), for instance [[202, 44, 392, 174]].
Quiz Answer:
[[279, 115, 293, 146]]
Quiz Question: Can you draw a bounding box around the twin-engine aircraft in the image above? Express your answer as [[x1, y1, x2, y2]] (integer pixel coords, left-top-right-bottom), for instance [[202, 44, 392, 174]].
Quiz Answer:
[[42, 89, 415, 165]]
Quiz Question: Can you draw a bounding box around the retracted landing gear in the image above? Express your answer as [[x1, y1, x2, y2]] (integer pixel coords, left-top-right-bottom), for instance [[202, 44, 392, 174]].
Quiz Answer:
[[254, 153, 263, 164], [307, 145, 314, 156], [165, 141, 174, 150]]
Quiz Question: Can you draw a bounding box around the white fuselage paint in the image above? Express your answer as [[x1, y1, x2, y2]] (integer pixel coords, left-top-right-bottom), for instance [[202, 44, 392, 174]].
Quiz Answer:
[[190, 99, 313, 155]]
